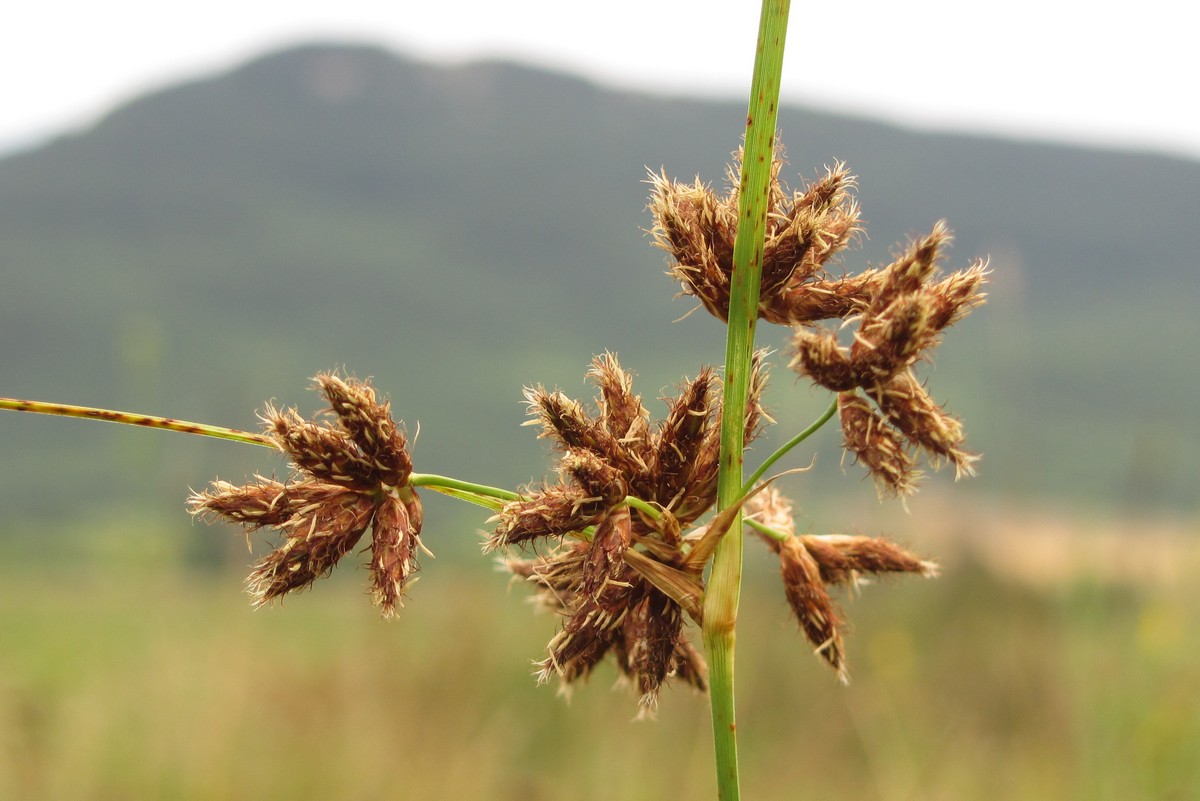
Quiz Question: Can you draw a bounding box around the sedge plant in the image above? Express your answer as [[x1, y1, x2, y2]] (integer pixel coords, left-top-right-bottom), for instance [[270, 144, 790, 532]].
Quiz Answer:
[[1, 2, 988, 798]]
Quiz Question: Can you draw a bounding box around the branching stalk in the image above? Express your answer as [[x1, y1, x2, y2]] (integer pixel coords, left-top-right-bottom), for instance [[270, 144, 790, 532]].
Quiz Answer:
[[743, 396, 837, 493], [0, 397, 275, 448], [703, 2, 792, 799]]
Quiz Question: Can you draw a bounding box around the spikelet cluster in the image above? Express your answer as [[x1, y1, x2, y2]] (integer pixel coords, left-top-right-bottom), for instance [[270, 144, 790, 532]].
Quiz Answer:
[[495, 352, 767, 709], [791, 223, 986, 494], [189, 373, 422, 617], [649, 148, 986, 495], [747, 487, 937, 681]]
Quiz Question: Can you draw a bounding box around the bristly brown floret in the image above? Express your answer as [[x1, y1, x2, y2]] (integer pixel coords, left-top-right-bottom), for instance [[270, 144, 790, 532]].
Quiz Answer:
[[189, 373, 423, 618], [495, 354, 764, 708], [746, 487, 937, 682]]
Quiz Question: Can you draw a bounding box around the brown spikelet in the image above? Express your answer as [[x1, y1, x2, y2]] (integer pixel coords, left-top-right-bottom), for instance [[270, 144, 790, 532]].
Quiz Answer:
[[870, 370, 978, 478], [370, 490, 424, 618], [263, 405, 378, 491], [764, 271, 881, 325], [777, 537, 847, 681], [588, 352, 650, 449], [618, 589, 685, 711], [316, 373, 412, 486], [488, 484, 608, 550], [927, 260, 989, 330], [851, 291, 939, 384], [790, 329, 858, 392], [651, 368, 718, 510], [579, 505, 633, 600], [838, 391, 919, 497], [244, 490, 376, 606], [799, 534, 939, 586], [866, 221, 952, 317], [187, 477, 293, 528]]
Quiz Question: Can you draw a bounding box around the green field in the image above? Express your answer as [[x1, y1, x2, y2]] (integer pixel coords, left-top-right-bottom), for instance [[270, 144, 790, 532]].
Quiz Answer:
[[2, 514, 1197, 801]]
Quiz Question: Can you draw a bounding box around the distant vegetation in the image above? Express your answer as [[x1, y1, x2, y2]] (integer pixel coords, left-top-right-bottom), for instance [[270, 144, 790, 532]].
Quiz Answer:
[[2, 551, 1197, 800], [1, 43, 1197, 535]]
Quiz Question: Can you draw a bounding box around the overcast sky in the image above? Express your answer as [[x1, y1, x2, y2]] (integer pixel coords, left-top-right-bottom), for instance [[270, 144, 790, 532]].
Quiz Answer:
[[4, 1, 1198, 160]]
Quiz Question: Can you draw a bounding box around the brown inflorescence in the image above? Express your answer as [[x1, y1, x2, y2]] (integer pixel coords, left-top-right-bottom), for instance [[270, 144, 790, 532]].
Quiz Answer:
[[189, 373, 423, 617], [494, 352, 767, 709], [790, 223, 986, 494], [648, 147, 865, 326], [650, 146, 985, 495], [746, 487, 937, 681]]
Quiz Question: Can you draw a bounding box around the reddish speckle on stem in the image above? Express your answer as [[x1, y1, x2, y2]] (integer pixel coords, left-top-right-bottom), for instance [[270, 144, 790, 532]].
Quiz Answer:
[[729, 722, 737, 733], [746, 114, 753, 127]]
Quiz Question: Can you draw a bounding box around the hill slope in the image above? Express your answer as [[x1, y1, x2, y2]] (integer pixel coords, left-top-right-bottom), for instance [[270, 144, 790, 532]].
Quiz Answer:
[[1, 43, 1196, 530]]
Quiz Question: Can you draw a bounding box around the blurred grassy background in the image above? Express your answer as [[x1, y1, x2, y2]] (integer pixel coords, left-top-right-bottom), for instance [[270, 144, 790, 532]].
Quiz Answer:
[[2, 506, 1197, 801], [3, 43, 1199, 800]]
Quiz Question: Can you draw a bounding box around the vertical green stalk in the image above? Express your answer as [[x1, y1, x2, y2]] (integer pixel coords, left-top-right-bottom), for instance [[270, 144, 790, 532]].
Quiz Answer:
[[702, 2, 791, 799]]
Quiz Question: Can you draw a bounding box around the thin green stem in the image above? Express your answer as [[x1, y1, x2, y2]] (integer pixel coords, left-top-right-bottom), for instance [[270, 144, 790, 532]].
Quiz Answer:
[[411, 473, 522, 510], [742, 396, 837, 493], [624, 495, 663, 521], [0, 396, 275, 448], [744, 517, 789, 543], [703, 3, 791, 800]]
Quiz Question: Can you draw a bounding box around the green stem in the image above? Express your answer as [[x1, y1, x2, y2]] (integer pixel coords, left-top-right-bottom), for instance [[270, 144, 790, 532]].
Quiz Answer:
[[744, 518, 789, 543], [0, 396, 275, 448], [742, 396, 837, 493], [411, 473, 522, 510], [704, 3, 791, 799]]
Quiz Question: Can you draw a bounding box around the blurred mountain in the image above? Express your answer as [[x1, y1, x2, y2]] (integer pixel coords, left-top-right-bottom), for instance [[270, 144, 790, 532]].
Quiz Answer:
[[1, 42, 1197, 533]]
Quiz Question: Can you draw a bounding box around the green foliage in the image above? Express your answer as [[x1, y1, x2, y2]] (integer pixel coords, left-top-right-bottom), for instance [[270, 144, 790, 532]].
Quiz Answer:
[[2, 553, 1196, 801]]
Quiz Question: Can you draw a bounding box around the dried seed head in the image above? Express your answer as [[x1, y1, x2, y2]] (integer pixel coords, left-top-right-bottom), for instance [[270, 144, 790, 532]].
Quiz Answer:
[[649, 151, 862, 324], [193, 373, 423, 616], [746, 488, 937, 682]]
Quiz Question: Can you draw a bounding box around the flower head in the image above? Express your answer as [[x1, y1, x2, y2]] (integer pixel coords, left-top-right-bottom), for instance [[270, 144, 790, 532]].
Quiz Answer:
[[746, 487, 937, 681], [495, 353, 767, 709], [189, 373, 423, 617], [790, 224, 987, 494], [650, 150, 986, 496], [648, 145, 866, 325]]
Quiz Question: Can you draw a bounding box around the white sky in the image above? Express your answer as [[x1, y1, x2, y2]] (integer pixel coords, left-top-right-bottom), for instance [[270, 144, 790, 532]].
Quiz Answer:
[[3, 1, 1199, 160]]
